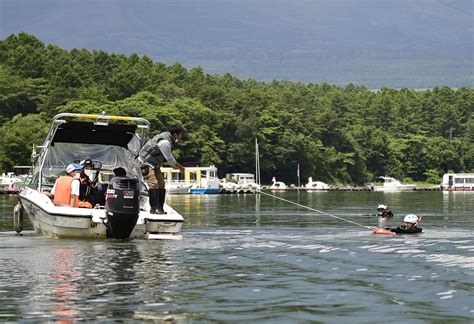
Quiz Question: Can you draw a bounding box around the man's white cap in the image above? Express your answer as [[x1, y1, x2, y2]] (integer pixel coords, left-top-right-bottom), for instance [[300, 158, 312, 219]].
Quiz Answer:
[[66, 163, 76, 174]]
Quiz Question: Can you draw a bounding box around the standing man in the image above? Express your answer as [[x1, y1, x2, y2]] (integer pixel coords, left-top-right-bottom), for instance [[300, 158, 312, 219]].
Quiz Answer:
[[139, 125, 186, 214]]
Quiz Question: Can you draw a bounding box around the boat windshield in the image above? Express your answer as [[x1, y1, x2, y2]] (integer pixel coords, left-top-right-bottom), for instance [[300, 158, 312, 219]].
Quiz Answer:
[[35, 143, 142, 189]]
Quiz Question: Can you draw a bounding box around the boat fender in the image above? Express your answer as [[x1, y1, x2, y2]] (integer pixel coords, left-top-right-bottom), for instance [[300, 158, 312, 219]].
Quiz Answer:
[[13, 203, 24, 233], [373, 228, 396, 235]]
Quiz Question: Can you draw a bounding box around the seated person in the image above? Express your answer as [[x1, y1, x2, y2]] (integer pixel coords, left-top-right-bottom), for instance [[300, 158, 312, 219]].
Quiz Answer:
[[80, 159, 106, 207], [80, 159, 99, 184], [388, 214, 423, 234], [113, 167, 127, 177], [93, 167, 128, 207], [78, 169, 94, 208], [45, 163, 82, 207]]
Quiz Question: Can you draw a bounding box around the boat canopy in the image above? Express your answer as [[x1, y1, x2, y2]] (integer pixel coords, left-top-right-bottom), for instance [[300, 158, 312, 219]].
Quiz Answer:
[[52, 121, 140, 149], [38, 143, 141, 188], [32, 114, 150, 190]]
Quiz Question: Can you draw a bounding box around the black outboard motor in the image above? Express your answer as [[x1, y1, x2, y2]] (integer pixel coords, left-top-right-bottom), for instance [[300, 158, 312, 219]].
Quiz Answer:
[[105, 177, 140, 239]]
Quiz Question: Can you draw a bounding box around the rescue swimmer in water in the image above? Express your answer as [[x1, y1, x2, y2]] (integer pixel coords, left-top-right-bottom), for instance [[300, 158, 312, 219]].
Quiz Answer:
[[255, 190, 426, 235], [376, 203, 395, 228], [389, 214, 423, 234], [373, 214, 423, 235]]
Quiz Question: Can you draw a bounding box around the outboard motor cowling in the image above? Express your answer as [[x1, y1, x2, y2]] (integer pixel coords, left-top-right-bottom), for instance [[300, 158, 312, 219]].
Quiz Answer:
[[105, 177, 140, 239]]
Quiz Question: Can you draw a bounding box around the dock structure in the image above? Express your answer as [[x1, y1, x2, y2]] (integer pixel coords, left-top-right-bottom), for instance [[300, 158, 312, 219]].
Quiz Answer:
[[413, 187, 441, 191], [268, 187, 372, 192], [220, 186, 442, 194], [257, 186, 441, 193]]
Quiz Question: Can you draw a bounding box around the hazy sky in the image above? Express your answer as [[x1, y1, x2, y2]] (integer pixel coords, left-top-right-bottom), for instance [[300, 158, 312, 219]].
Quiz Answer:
[[1, 0, 472, 87]]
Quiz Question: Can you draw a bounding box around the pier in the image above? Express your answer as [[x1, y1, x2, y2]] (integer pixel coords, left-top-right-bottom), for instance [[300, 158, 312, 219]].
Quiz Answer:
[[220, 186, 441, 194]]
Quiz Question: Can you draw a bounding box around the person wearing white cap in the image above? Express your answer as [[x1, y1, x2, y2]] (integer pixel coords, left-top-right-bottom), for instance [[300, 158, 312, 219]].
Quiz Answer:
[[388, 214, 423, 234], [376, 203, 395, 228], [46, 162, 82, 207]]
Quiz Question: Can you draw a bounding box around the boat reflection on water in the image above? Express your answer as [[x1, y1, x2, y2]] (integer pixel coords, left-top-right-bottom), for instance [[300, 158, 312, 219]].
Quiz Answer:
[[167, 194, 219, 226], [43, 242, 178, 322], [49, 248, 82, 323], [442, 190, 474, 214]]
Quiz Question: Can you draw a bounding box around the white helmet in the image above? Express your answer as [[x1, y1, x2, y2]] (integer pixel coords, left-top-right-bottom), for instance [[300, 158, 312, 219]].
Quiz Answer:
[[377, 204, 387, 211], [404, 214, 418, 224]]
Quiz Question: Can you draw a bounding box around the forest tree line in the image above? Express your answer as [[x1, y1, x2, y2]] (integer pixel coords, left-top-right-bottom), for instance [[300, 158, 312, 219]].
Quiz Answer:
[[0, 33, 472, 184]]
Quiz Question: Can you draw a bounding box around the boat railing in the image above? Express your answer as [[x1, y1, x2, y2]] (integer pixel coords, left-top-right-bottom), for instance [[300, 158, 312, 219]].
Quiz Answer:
[[35, 113, 152, 191], [40, 113, 151, 153], [52, 112, 151, 129]]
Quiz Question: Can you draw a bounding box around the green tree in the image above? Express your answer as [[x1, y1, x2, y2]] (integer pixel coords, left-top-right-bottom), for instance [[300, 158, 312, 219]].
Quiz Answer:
[[0, 66, 46, 122], [0, 114, 49, 172], [1, 33, 473, 183]]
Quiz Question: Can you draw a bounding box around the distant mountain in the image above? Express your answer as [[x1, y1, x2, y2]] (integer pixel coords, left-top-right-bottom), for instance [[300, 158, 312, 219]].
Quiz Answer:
[[1, 0, 472, 88]]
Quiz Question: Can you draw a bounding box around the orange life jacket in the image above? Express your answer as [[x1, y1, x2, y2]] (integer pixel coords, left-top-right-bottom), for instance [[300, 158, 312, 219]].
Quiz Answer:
[[78, 200, 93, 209], [53, 176, 79, 207]]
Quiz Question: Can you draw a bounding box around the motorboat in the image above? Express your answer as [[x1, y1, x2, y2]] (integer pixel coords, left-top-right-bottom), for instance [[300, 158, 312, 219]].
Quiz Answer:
[[305, 177, 330, 191], [166, 181, 193, 194], [161, 169, 192, 194], [13, 113, 184, 240], [0, 172, 22, 192], [2, 181, 20, 194], [188, 165, 221, 194], [270, 177, 287, 191], [161, 165, 220, 194], [371, 176, 416, 192]]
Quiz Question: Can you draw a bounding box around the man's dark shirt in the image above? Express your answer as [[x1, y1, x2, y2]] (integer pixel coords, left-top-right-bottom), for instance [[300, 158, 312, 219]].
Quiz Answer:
[[389, 226, 422, 234]]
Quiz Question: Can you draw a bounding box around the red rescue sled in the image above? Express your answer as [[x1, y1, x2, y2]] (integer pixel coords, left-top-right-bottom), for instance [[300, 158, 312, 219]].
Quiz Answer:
[[373, 228, 396, 235]]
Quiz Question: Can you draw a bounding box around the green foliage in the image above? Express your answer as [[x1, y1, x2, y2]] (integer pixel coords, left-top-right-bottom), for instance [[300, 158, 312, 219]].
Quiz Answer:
[[0, 66, 48, 123], [0, 114, 49, 172], [424, 169, 442, 184], [0, 33, 472, 183]]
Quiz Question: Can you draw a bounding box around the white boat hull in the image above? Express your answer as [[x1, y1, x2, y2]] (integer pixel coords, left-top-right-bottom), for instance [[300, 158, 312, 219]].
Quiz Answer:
[[167, 188, 191, 194], [372, 176, 416, 192], [166, 183, 192, 195], [19, 188, 183, 240], [372, 185, 416, 192]]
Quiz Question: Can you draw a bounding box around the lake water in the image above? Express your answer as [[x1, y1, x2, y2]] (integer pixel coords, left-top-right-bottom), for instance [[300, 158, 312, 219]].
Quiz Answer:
[[1, 191, 473, 322]]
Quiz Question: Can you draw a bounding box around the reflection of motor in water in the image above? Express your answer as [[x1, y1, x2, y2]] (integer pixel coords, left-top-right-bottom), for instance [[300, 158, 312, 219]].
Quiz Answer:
[[50, 248, 81, 322], [99, 243, 144, 320]]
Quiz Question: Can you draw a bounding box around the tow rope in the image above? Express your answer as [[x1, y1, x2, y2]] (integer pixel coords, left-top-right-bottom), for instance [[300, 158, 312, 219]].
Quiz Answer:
[[257, 190, 375, 230]]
